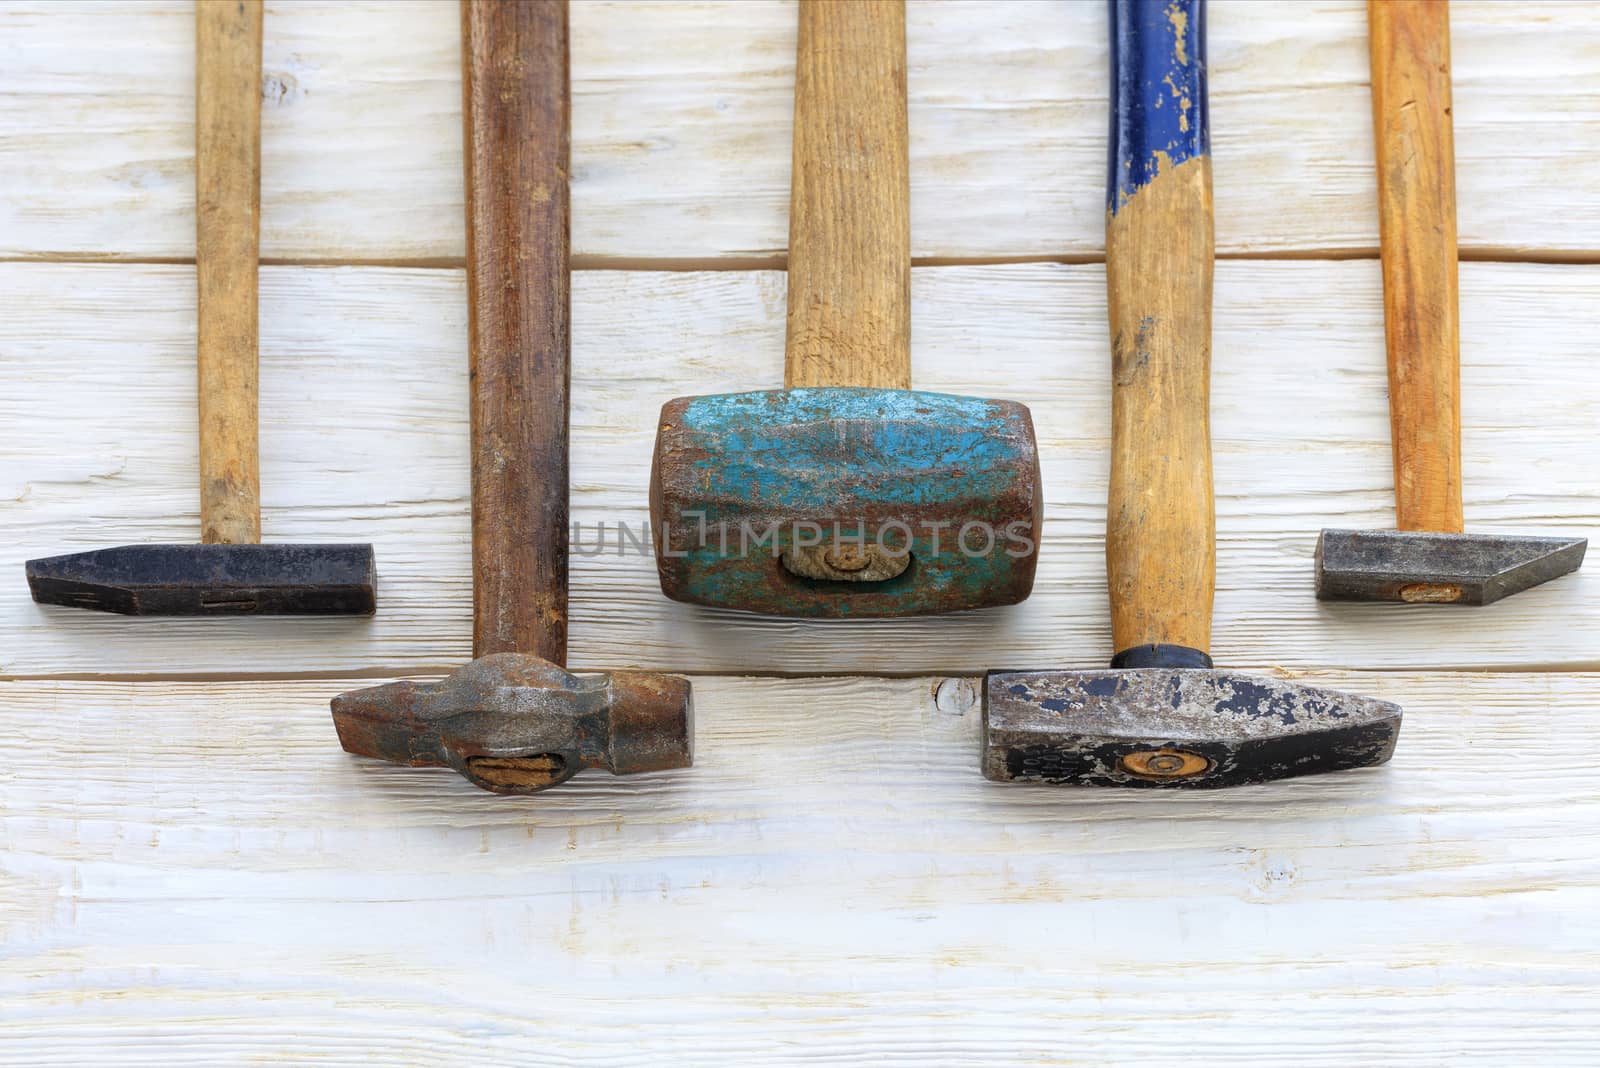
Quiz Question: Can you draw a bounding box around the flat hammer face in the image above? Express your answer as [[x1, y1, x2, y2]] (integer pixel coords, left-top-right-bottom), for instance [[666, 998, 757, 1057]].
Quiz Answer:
[[1317, 529, 1587, 605], [650, 387, 1041, 617], [330, 653, 693, 795], [983, 669, 1401, 789], [25, 543, 376, 615]]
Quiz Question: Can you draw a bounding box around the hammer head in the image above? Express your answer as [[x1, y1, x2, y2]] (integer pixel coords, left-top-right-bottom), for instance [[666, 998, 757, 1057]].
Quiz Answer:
[[983, 669, 1401, 788], [330, 653, 693, 794], [650, 387, 1041, 617], [1317, 529, 1586, 605], [25, 543, 376, 615]]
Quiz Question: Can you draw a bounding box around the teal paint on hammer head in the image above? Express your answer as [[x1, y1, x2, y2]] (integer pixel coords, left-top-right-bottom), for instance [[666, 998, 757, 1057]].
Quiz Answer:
[[677, 388, 1022, 511], [1108, 0, 1209, 213], [650, 387, 1043, 617]]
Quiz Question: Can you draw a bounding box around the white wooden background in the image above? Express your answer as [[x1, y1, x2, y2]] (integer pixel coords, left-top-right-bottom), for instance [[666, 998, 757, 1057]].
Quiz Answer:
[[2, 0, 1598, 1062]]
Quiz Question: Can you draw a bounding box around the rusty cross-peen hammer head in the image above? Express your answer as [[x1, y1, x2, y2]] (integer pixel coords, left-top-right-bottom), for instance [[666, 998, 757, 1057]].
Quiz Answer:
[[1316, 529, 1586, 605], [331, 654, 692, 795]]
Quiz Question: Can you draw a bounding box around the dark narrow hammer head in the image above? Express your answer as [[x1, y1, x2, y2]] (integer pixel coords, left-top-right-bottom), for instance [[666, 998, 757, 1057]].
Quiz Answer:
[[330, 653, 694, 795], [1317, 529, 1586, 605], [25, 543, 376, 615], [650, 387, 1041, 617], [983, 669, 1401, 788]]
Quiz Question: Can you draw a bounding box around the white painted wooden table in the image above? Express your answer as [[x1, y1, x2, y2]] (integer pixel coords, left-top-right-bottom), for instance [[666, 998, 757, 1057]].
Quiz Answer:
[[3, 1, 1598, 1061]]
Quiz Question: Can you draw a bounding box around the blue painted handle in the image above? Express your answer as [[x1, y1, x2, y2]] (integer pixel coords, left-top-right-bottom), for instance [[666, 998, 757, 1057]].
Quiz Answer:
[[1108, 0, 1208, 213]]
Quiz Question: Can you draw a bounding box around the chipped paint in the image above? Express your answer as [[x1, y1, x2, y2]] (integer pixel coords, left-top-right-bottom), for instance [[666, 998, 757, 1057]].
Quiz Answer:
[[1109, 0, 1208, 212]]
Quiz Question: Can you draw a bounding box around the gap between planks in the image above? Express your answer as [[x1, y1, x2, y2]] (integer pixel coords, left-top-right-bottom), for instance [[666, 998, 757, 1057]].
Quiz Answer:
[[5, 660, 1599, 685]]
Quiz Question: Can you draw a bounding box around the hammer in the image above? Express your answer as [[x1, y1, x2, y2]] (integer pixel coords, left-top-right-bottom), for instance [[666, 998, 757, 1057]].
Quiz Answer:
[[1316, 0, 1586, 605], [649, 0, 1042, 618], [983, 0, 1401, 789], [24, 1, 375, 616], [329, 0, 692, 795]]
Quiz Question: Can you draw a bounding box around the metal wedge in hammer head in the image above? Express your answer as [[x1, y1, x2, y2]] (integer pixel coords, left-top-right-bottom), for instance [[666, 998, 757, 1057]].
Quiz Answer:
[[1316, 0, 1584, 605], [24, 0, 375, 618], [331, 0, 690, 795], [332, 654, 691, 794], [985, 0, 1400, 789], [649, 0, 1041, 618]]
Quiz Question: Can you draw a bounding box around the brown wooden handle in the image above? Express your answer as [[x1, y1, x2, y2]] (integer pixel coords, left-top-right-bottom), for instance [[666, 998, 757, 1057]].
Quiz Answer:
[[461, 0, 571, 662], [1103, 0, 1214, 662], [1370, 0, 1462, 533], [195, 0, 263, 545], [783, 0, 911, 390], [1105, 156, 1216, 659]]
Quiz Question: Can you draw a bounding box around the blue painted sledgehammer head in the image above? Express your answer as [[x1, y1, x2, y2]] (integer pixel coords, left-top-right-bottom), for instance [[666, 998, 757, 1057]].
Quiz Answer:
[[649, 387, 1042, 617]]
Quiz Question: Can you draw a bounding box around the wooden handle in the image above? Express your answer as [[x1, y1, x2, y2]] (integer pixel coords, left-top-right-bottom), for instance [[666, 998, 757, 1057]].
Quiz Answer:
[[461, 0, 571, 662], [195, 0, 263, 545], [1104, 0, 1215, 662], [783, 0, 911, 390], [1370, 0, 1462, 533]]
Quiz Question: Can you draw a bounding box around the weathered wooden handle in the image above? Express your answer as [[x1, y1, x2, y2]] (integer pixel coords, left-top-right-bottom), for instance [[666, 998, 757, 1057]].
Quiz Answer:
[[1104, 0, 1215, 664], [461, 0, 571, 662], [195, 0, 263, 545], [1370, 0, 1462, 533], [783, 0, 911, 390]]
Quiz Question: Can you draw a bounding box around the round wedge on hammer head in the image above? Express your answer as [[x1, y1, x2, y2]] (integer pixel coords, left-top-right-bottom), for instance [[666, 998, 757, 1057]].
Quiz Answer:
[[330, 653, 693, 795], [983, 669, 1401, 789], [1316, 529, 1587, 605], [650, 386, 1042, 617]]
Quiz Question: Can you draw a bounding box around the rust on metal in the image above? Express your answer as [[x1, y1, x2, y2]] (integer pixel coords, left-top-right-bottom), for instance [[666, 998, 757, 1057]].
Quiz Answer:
[[650, 386, 1042, 617], [331, 653, 692, 795]]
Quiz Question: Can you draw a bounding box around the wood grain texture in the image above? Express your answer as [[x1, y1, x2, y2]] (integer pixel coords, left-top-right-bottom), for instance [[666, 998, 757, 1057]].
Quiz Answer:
[[1106, 156, 1216, 657], [1, 670, 1598, 1061], [1370, 0, 1463, 533], [3, 261, 1596, 677], [783, 0, 910, 390], [194, 0, 262, 545], [461, 0, 571, 661], [6, 2, 1600, 263]]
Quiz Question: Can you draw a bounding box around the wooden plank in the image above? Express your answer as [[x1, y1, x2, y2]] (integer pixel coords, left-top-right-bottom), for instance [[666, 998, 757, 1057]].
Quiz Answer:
[[3, 1, 1600, 262], [1, 671, 1597, 1062], [2, 260, 1594, 677]]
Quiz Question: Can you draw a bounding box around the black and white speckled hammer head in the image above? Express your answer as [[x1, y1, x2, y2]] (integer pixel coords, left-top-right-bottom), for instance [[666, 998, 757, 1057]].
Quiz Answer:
[[982, 669, 1401, 789]]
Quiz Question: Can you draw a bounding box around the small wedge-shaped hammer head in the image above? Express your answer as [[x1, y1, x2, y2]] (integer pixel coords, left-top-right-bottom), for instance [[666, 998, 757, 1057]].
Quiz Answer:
[[330, 653, 693, 795], [983, 669, 1401, 788], [26, 543, 376, 615], [1316, 529, 1586, 605], [650, 387, 1041, 617]]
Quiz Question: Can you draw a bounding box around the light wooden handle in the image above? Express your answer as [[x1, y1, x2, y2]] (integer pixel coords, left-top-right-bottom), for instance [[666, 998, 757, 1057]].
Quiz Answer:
[[783, 0, 911, 390], [1105, 0, 1214, 662], [461, 0, 571, 662], [195, 0, 263, 545], [1370, 0, 1462, 533]]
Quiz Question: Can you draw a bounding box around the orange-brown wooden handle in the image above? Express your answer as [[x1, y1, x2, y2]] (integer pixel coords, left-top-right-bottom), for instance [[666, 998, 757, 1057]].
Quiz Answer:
[[461, 0, 571, 662], [195, 0, 263, 545], [783, 0, 911, 390], [1370, 0, 1462, 533], [1105, 0, 1214, 661]]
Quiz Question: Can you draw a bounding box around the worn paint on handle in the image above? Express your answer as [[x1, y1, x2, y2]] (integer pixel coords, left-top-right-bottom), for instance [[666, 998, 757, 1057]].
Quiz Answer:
[[1108, 0, 1208, 213], [1104, 0, 1215, 662]]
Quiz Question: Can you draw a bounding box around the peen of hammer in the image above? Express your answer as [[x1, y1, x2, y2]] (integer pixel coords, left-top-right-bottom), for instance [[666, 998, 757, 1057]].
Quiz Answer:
[[983, 0, 1401, 789], [24, 1, 375, 616], [329, 0, 692, 795], [649, 0, 1042, 618], [1316, 0, 1586, 605]]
